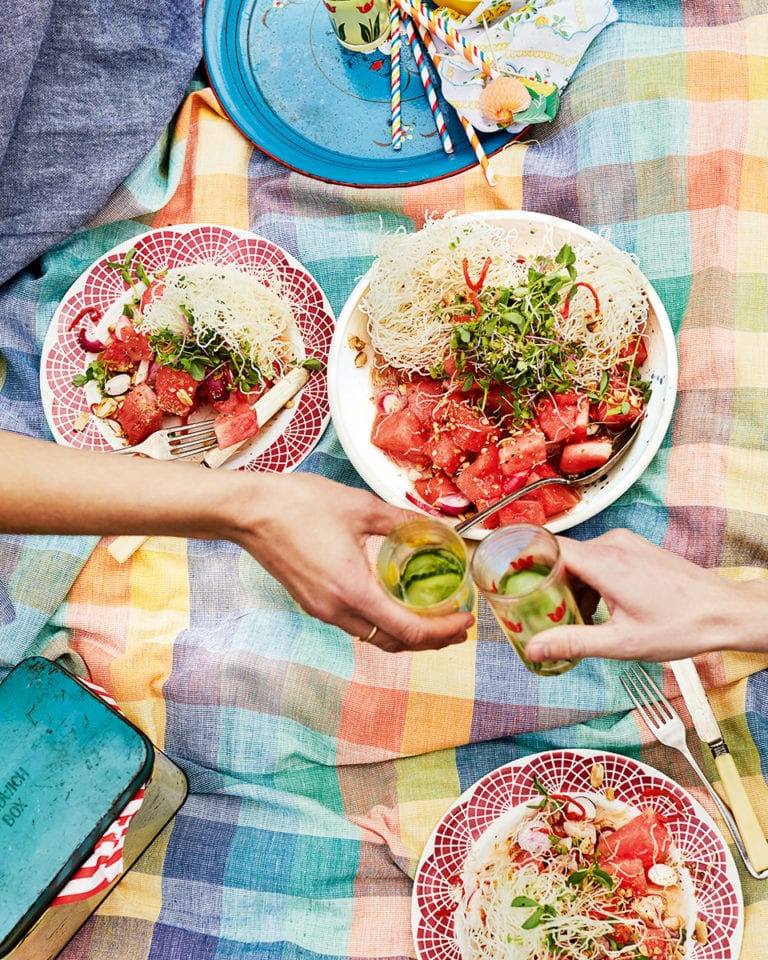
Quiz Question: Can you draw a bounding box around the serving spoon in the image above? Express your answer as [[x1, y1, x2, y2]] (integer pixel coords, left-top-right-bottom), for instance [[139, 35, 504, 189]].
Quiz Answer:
[[455, 421, 642, 535]]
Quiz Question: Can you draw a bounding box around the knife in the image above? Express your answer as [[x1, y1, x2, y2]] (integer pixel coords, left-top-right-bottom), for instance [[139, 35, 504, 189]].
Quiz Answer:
[[670, 656, 768, 873]]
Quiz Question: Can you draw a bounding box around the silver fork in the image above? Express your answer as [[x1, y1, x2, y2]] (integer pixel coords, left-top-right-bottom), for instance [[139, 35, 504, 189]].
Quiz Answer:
[[621, 663, 768, 879], [109, 419, 217, 460]]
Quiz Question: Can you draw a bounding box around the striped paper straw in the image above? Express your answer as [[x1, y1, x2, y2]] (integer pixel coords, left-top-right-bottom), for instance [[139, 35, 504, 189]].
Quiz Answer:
[[395, 0, 498, 79], [404, 16, 454, 154], [390, 2, 404, 149], [409, 14, 496, 186]]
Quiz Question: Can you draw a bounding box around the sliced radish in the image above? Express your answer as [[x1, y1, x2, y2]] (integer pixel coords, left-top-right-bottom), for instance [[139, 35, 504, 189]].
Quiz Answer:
[[378, 391, 407, 415], [436, 492, 471, 515]]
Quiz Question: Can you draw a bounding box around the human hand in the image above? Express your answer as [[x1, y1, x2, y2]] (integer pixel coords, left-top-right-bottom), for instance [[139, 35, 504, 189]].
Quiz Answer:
[[524, 528, 768, 663], [229, 472, 475, 653]]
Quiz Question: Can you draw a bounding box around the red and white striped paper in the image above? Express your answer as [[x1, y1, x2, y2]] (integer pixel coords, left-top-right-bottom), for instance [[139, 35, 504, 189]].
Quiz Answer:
[[51, 678, 146, 905]]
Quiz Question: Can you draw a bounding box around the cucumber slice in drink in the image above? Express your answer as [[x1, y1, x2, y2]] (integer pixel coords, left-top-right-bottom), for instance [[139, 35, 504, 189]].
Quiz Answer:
[[398, 547, 465, 608], [497, 567, 549, 596], [404, 572, 463, 608]]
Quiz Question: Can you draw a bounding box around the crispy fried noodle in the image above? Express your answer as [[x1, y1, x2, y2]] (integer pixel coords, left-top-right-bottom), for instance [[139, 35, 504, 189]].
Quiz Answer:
[[360, 215, 649, 388], [139, 263, 301, 378]]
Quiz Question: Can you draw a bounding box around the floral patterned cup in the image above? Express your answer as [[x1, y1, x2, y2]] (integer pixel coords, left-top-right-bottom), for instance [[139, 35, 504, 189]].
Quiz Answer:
[[471, 523, 582, 676], [324, 0, 390, 53]]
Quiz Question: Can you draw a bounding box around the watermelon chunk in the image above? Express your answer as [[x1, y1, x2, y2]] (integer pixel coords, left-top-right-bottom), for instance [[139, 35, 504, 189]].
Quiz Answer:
[[536, 393, 589, 444], [117, 384, 163, 445], [155, 366, 201, 416], [455, 444, 503, 506], [525, 465, 581, 518], [214, 402, 260, 449], [496, 498, 547, 527], [371, 409, 430, 465]]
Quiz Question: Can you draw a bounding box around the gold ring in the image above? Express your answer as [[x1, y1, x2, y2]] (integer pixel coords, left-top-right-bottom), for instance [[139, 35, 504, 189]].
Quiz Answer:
[[362, 625, 378, 642]]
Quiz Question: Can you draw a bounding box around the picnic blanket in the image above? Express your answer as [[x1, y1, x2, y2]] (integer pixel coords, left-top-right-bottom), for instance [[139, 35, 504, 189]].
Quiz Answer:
[[2, 1, 768, 956]]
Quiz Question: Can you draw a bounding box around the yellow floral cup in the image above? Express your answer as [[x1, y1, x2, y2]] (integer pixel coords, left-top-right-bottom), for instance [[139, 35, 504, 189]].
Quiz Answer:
[[324, 0, 390, 53]]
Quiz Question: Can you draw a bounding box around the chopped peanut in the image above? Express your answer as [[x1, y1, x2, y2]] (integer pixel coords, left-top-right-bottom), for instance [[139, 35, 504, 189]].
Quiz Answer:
[[72, 410, 90, 432], [694, 919, 709, 945]]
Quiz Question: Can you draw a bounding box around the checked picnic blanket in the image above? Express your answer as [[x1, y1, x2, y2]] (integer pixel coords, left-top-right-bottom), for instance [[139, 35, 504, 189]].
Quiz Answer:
[[2, 1, 768, 957]]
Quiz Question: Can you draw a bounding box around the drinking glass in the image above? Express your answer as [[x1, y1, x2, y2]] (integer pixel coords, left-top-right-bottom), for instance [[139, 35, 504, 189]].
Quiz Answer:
[[377, 518, 474, 615], [471, 524, 582, 675], [324, 0, 390, 53]]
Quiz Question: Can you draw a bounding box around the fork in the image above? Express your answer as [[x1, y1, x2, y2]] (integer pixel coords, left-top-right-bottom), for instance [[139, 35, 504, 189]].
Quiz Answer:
[[109, 419, 217, 460], [621, 663, 768, 879]]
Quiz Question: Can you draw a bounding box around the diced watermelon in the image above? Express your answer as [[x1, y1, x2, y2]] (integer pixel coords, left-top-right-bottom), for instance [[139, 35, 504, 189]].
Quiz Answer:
[[98, 338, 136, 372], [600, 856, 648, 897], [638, 929, 670, 960], [119, 325, 154, 362], [496, 498, 547, 527], [117, 383, 163, 445], [597, 809, 672, 869], [414, 473, 462, 506], [445, 400, 499, 453], [559, 439, 613, 475], [536, 393, 589, 444], [405, 379, 445, 424], [154, 366, 201, 416], [371, 408, 430, 465], [482, 384, 517, 419], [525, 465, 581, 518], [140, 279, 165, 313], [455, 444, 503, 506], [214, 403, 260, 449], [214, 387, 258, 415], [424, 432, 464, 475], [499, 430, 548, 475], [594, 376, 645, 430], [619, 334, 648, 367]]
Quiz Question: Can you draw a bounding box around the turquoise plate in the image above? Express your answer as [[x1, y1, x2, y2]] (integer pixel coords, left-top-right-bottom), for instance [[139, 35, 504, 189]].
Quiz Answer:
[[202, 0, 518, 187]]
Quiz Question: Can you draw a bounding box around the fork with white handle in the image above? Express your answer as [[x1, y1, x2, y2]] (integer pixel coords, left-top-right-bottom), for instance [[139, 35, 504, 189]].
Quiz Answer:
[[109, 419, 217, 460], [621, 663, 768, 879]]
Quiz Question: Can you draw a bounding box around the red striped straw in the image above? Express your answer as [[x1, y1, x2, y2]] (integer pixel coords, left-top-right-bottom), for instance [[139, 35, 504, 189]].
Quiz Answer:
[[395, 0, 499, 79], [408, 14, 496, 186], [404, 16, 454, 154], [390, 2, 404, 149]]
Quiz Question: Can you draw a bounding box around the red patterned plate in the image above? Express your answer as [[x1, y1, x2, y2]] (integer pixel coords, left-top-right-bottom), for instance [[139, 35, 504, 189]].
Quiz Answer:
[[412, 749, 743, 960], [40, 224, 334, 473]]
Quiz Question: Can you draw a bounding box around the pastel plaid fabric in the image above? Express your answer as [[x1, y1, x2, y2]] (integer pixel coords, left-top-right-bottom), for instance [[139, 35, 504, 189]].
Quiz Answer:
[[2, 2, 768, 957]]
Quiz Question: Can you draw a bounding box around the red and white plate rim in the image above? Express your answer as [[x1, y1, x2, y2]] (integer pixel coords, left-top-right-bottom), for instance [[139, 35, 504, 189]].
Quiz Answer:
[[412, 748, 743, 960], [40, 223, 335, 473]]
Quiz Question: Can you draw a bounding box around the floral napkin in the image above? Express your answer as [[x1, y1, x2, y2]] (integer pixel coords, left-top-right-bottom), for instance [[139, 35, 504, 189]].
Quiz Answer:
[[436, 0, 618, 132]]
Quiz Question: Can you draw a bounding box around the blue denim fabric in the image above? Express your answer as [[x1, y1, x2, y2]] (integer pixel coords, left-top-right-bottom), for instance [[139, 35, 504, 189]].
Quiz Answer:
[[0, 0, 202, 284]]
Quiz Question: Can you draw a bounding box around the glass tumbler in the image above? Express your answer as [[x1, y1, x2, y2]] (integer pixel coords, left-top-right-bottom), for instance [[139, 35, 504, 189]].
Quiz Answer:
[[471, 523, 582, 676], [377, 518, 474, 615]]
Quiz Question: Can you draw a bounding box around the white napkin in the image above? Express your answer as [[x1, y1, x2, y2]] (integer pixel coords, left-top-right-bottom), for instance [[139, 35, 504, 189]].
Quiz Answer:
[[435, 0, 618, 133]]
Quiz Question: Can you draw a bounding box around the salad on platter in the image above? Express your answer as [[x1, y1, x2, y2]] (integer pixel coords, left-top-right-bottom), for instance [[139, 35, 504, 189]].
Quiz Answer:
[[70, 247, 321, 453], [355, 215, 653, 529], [453, 766, 704, 960]]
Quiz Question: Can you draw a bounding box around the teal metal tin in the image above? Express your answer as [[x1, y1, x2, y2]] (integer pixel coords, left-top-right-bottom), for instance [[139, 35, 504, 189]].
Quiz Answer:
[[0, 657, 155, 955]]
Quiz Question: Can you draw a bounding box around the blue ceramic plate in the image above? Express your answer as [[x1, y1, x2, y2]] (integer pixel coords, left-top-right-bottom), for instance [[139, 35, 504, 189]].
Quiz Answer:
[[202, 0, 517, 187]]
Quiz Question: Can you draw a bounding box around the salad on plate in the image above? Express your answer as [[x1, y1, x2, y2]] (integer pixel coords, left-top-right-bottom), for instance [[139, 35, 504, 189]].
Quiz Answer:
[[454, 767, 703, 960], [70, 247, 320, 452], [355, 215, 653, 529]]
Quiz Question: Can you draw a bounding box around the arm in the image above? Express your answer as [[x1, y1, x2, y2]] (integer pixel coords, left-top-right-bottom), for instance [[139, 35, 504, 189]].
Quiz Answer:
[[0, 430, 473, 652], [524, 528, 768, 663]]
